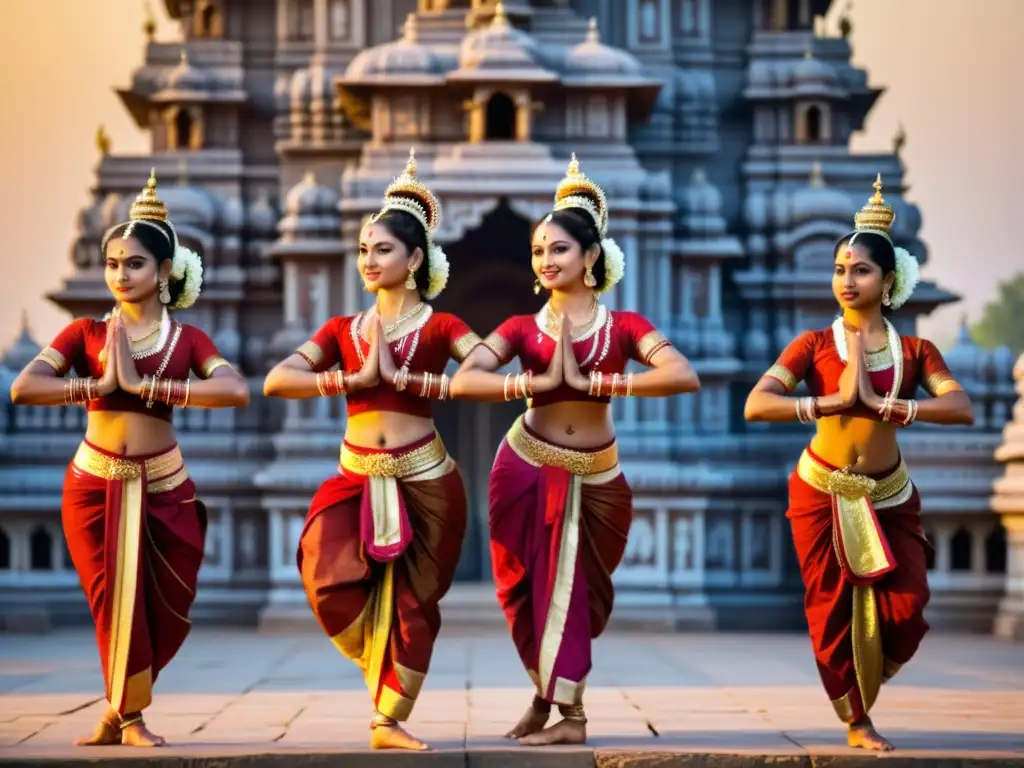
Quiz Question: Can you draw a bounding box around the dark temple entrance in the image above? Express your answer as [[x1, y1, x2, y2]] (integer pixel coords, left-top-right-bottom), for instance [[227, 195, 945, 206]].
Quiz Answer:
[[431, 200, 542, 581]]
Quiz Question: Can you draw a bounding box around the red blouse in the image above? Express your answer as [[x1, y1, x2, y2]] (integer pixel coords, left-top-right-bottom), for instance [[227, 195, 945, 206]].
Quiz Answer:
[[482, 307, 671, 407], [36, 317, 231, 423], [765, 325, 963, 421], [297, 307, 481, 419]]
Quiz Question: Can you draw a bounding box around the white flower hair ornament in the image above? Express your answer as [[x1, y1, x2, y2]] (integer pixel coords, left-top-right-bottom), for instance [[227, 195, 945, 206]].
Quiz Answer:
[[849, 173, 920, 310], [888, 247, 920, 310], [597, 238, 625, 294], [169, 245, 204, 310], [425, 243, 449, 300]]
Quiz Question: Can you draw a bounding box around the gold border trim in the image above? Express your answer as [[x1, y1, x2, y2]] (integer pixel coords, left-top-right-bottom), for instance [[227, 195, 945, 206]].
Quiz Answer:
[[109, 473, 145, 713], [451, 331, 482, 362], [636, 330, 670, 365], [35, 347, 68, 374], [296, 340, 324, 368], [339, 435, 447, 479], [482, 332, 513, 365], [852, 584, 883, 715], [201, 357, 232, 378], [765, 364, 797, 392], [508, 416, 618, 476]]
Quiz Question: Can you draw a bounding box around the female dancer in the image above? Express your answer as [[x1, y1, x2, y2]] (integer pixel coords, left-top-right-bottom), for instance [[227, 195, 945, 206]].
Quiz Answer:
[[450, 154, 700, 746], [744, 176, 973, 751], [9, 171, 249, 747], [263, 150, 479, 751]]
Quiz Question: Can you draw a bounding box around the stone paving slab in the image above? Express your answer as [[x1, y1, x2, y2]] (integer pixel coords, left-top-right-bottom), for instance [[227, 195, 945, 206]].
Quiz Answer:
[[0, 628, 1021, 766]]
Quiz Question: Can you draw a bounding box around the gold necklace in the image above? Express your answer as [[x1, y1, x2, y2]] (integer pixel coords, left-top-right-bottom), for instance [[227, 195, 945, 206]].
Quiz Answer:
[[545, 296, 597, 339]]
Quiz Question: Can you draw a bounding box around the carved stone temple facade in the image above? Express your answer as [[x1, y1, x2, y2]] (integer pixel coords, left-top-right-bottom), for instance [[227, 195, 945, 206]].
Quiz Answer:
[[0, 0, 1014, 633]]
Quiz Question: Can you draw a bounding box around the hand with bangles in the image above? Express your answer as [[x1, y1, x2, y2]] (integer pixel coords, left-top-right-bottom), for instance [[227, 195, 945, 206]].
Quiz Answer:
[[531, 314, 565, 393], [838, 329, 862, 409], [95, 316, 120, 397], [560, 314, 588, 392], [351, 319, 381, 392], [376, 317, 400, 386], [113, 318, 145, 396]]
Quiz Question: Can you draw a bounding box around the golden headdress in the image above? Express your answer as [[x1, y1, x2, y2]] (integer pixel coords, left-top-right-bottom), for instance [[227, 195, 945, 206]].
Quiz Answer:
[[123, 168, 174, 245], [552, 153, 608, 236], [373, 148, 441, 234], [852, 173, 896, 243], [847, 173, 920, 311]]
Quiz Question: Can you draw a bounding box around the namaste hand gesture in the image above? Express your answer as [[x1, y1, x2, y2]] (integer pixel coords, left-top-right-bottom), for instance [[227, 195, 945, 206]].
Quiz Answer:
[[113, 318, 144, 396], [349, 319, 380, 391], [532, 314, 564, 394], [837, 328, 861, 409], [376, 318, 399, 385], [96, 316, 120, 396], [561, 314, 588, 392]]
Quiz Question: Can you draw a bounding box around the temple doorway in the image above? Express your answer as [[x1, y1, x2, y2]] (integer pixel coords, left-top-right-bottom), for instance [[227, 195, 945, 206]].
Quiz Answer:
[[431, 200, 542, 581]]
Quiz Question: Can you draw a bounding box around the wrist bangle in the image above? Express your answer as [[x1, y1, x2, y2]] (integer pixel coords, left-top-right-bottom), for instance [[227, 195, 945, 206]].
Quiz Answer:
[[902, 399, 918, 426]]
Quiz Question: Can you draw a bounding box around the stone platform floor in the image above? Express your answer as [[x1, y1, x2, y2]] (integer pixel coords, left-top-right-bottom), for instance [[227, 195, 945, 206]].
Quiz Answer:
[[0, 627, 1022, 766]]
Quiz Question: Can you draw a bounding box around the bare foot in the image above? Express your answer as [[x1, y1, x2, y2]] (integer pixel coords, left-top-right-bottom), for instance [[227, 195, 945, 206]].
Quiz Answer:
[[74, 709, 120, 746], [120, 719, 166, 748], [370, 720, 428, 751], [519, 718, 586, 746], [504, 699, 551, 739], [848, 718, 894, 751]]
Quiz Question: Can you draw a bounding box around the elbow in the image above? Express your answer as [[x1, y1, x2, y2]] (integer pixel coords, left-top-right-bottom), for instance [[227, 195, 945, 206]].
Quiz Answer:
[[9, 380, 25, 405], [262, 370, 281, 398], [449, 374, 467, 399], [743, 395, 763, 423], [234, 379, 251, 407], [685, 370, 701, 393], [960, 403, 975, 427]]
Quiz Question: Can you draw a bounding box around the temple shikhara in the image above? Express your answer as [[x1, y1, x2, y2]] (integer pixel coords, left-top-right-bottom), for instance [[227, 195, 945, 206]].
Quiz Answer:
[[0, 0, 1017, 635]]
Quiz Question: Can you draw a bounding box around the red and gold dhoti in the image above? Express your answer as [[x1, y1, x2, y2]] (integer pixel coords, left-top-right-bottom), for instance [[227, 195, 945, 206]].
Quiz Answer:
[[297, 432, 467, 721], [489, 416, 632, 706], [788, 447, 930, 723], [62, 440, 206, 715]]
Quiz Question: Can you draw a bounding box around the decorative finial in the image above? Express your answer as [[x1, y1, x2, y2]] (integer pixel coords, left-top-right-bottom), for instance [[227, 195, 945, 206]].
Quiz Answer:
[[492, 2, 509, 28], [405, 148, 417, 177], [871, 173, 883, 202], [893, 122, 907, 157], [566, 152, 580, 176], [809, 161, 824, 187], [403, 12, 419, 42], [144, 1, 157, 42], [586, 17, 600, 44], [95, 125, 111, 156]]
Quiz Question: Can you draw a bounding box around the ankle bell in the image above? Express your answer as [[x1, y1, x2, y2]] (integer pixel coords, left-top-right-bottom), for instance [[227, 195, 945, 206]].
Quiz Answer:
[[558, 704, 587, 724]]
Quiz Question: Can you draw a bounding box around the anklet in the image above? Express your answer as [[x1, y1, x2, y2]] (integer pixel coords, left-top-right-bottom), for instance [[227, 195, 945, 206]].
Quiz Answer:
[[370, 713, 396, 729], [118, 714, 144, 730], [559, 704, 587, 724]]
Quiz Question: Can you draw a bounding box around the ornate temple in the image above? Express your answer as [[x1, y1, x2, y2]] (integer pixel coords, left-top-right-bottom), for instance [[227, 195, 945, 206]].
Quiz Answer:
[[0, 0, 1015, 633]]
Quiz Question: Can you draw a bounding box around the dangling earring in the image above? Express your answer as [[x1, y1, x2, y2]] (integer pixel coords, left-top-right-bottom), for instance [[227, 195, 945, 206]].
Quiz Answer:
[[533, 279, 541, 295], [405, 268, 417, 290], [583, 266, 597, 289], [882, 288, 892, 307], [158, 278, 171, 305]]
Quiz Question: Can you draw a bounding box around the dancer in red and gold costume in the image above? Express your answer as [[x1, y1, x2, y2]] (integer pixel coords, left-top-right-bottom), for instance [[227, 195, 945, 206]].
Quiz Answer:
[[451, 154, 700, 746], [9, 171, 249, 747], [263, 150, 478, 751], [745, 176, 974, 751]]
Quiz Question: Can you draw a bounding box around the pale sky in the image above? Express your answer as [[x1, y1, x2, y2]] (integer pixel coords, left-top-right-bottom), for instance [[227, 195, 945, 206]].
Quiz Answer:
[[0, 1, 1021, 354]]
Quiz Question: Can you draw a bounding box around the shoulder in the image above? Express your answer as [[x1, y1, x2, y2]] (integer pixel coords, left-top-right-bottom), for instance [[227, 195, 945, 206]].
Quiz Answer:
[[899, 334, 938, 356], [797, 328, 830, 347], [611, 310, 656, 328], [428, 311, 462, 328], [495, 314, 535, 332]]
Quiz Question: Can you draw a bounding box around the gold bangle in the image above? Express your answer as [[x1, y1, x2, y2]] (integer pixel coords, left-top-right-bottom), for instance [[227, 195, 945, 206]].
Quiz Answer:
[[503, 373, 512, 401], [183, 378, 191, 407]]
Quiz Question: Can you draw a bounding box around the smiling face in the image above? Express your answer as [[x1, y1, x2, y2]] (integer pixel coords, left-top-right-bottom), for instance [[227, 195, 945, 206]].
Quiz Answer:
[[531, 219, 596, 293], [104, 236, 169, 304], [833, 240, 893, 311], [358, 221, 422, 293]]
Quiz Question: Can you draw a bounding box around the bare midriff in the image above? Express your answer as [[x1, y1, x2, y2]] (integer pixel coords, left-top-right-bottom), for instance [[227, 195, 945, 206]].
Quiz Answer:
[[85, 412, 178, 456], [810, 415, 901, 474], [345, 411, 437, 450], [525, 401, 615, 449]]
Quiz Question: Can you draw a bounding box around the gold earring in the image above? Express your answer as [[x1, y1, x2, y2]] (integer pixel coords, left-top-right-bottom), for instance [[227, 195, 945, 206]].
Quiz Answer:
[[158, 278, 171, 305], [533, 279, 541, 295], [405, 268, 417, 290], [583, 266, 597, 288], [882, 288, 891, 307]]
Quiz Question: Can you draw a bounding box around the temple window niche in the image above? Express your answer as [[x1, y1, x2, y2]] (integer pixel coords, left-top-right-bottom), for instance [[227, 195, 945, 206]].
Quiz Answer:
[[639, 0, 659, 42], [680, 0, 700, 36], [485, 92, 516, 140], [194, 0, 223, 38], [796, 102, 829, 144], [167, 106, 202, 150], [288, 0, 315, 41], [329, 0, 350, 39]]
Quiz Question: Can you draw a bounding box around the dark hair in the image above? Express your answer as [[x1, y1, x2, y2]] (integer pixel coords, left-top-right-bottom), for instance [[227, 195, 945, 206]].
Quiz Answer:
[[834, 231, 895, 275], [532, 207, 606, 290], [371, 209, 431, 298], [102, 220, 188, 307]]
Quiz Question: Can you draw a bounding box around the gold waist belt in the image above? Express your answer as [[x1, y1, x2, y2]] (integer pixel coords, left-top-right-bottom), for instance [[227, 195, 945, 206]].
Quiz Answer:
[[507, 416, 619, 477], [796, 451, 910, 503], [339, 434, 447, 479], [72, 442, 188, 494]]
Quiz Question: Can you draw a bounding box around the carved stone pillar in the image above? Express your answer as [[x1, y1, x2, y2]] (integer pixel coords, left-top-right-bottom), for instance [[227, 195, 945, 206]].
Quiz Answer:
[[992, 353, 1024, 641]]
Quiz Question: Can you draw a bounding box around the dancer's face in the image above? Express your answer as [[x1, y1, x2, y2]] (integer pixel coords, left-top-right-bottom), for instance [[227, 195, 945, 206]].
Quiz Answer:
[[358, 222, 422, 293], [832, 241, 892, 311], [104, 237, 164, 304], [531, 220, 592, 293]]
